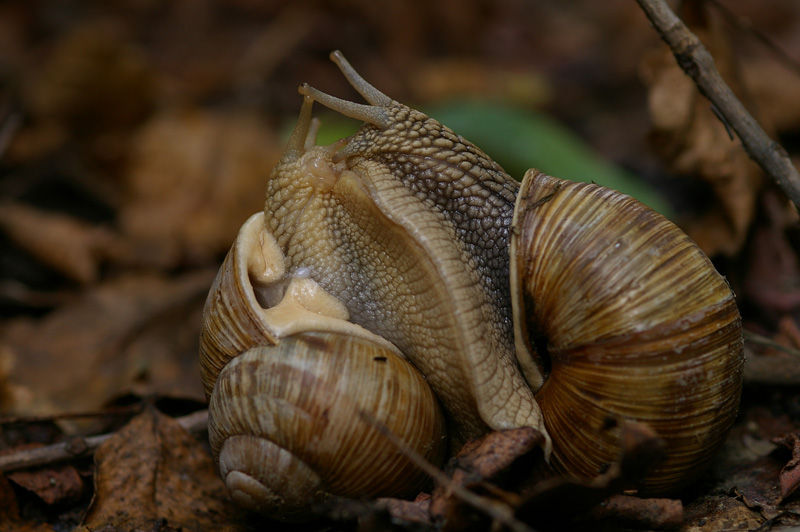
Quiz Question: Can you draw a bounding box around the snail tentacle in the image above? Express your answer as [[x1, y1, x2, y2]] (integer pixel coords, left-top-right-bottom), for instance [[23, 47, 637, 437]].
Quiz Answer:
[[283, 95, 315, 161], [330, 50, 393, 107], [299, 83, 392, 129]]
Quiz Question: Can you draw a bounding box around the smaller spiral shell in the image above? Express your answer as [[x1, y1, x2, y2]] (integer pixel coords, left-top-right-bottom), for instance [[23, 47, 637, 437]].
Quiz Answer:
[[208, 332, 445, 520]]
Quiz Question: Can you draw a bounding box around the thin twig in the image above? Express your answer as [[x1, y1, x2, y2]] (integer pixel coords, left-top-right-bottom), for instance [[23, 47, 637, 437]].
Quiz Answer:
[[635, 0, 800, 210], [0, 404, 144, 425], [359, 411, 536, 532], [744, 329, 800, 358], [0, 410, 208, 472]]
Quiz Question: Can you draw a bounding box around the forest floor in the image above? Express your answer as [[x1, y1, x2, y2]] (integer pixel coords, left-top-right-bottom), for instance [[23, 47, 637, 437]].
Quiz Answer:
[[3, 1, 800, 530]]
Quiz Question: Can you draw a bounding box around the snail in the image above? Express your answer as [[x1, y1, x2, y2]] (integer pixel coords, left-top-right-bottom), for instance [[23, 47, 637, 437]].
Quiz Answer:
[[199, 51, 744, 520]]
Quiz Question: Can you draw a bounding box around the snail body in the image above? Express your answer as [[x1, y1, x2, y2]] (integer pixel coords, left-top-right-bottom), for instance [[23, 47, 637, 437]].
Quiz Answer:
[[199, 51, 744, 519]]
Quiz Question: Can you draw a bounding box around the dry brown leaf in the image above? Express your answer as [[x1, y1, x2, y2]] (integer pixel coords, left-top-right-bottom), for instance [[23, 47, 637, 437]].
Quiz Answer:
[[772, 433, 800, 502], [0, 345, 13, 412], [0, 203, 116, 285], [514, 423, 674, 530], [695, 407, 800, 527], [744, 190, 800, 317], [0, 473, 20, 522], [744, 348, 800, 385], [777, 316, 800, 349], [731, 457, 785, 520], [0, 473, 56, 532], [427, 424, 674, 530], [430, 427, 546, 531], [7, 461, 84, 505], [377, 494, 433, 525], [438, 426, 546, 482], [118, 109, 280, 269], [640, 12, 763, 257], [79, 408, 249, 532], [0, 270, 215, 417], [682, 496, 764, 532], [586, 494, 682, 529]]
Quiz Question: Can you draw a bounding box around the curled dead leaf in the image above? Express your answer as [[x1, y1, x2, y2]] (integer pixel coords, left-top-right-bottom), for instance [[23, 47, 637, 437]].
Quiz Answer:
[[80, 408, 249, 532], [640, 12, 763, 257], [1, 270, 214, 418], [6, 461, 84, 506], [587, 494, 682, 529], [430, 427, 546, 531], [772, 433, 800, 502], [0, 202, 115, 285]]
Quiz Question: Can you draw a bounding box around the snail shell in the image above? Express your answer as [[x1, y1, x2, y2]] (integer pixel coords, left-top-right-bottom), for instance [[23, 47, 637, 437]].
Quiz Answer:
[[199, 211, 446, 520], [200, 50, 744, 516], [209, 333, 445, 520], [511, 171, 743, 494]]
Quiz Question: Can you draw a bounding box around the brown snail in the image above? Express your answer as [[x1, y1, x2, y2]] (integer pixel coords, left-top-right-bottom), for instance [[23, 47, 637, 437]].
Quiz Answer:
[[199, 51, 744, 520]]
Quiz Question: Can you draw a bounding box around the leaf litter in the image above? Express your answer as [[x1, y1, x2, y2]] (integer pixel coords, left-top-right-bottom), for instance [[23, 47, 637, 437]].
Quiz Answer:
[[2, 1, 800, 530]]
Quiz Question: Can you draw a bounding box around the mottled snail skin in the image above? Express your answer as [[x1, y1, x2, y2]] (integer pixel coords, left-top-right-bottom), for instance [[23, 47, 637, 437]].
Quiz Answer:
[[263, 53, 545, 444], [199, 50, 744, 518]]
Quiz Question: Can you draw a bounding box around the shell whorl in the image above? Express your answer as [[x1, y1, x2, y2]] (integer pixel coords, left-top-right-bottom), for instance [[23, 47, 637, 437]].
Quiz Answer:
[[511, 170, 744, 494]]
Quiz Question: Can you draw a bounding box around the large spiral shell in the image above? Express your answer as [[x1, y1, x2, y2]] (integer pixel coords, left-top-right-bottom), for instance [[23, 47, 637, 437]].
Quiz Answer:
[[510, 170, 744, 494]]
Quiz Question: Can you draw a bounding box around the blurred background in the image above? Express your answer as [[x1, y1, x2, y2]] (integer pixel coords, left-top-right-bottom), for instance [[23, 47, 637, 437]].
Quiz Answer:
[[4, 0, 800, 529], [1, 0, 800, 465]]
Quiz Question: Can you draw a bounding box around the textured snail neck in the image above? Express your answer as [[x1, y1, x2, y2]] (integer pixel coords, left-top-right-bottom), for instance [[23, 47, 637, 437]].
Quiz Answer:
[[337, 103, 520, 323], [300, 62, 521, 331], [261, 61, 546, 447]]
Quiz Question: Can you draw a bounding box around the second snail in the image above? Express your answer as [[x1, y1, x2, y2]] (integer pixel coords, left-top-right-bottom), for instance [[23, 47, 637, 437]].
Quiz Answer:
[[199, 51, 745, 520]]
